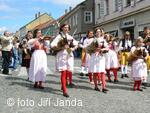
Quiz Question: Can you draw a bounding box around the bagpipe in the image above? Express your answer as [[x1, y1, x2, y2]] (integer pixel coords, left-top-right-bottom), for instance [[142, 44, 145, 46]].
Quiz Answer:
[[143, 36, 150, 44], [127, 48, 147, 63], [86, 39, 108, 55], [86, 39, 98, 54], [52, 33, 74, 54]]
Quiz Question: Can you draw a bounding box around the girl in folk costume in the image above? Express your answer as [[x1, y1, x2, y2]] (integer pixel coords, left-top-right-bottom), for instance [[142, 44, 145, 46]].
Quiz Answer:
[[20, 31, 33, 80], [129, 37, 149, 91], [119, 31, 132, 78], [88, 28, 109, 93], [28, 29, 47, 89], [105, 34, 119, 82], [79, 36, 88, 76], [51, 24, 78, 97], [80, 30, 94, 84], [142, 27, 150, 87]]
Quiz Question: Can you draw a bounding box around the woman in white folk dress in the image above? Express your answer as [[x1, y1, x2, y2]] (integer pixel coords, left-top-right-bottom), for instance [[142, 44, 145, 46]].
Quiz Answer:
[[89, 28, 109, 93], [28, 29, 47, 89], [82, 30, 94, 84], [104, 34, 119, 83], [130, 37, 148, 91], [51, 24, 78, 97]]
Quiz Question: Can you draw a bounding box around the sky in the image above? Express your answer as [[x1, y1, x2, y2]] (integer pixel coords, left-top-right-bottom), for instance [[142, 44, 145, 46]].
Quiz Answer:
[[0, 0, 85, 34]]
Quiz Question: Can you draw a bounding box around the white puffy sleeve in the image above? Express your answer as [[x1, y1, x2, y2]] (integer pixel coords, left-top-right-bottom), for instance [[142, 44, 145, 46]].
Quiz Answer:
[[130, 46, 136, 53], [51, 35, 61, 48]]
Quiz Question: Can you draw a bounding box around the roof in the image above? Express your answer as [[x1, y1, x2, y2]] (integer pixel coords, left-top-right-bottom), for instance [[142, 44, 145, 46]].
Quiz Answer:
[[59, 0, 86, 22], [33, 19, 56, 30], [19, 13, 52, 30]]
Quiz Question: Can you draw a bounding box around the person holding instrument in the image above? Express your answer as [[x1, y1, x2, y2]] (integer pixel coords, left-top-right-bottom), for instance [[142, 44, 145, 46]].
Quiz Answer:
[[51, 24, 78, 97], [28, 29, 47, 89], [130, 37, 148, 91]]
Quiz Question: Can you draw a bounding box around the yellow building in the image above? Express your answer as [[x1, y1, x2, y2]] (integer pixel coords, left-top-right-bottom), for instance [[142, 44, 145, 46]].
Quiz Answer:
[[19, 12, 53, 39]]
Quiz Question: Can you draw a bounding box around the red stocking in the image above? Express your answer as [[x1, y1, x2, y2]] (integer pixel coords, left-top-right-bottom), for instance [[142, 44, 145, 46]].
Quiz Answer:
[[101, 73, 106, 89], [93, 73, 98, 88], [112, 68, 118, 81], [88, 72, 93, 82], [61, 71, 67, 94]]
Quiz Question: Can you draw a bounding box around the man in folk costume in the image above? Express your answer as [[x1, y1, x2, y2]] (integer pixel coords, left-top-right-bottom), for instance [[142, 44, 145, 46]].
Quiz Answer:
[[119, 31, 132, 78], [104, 34, 119, 82], [80, 30, 94, 84], [142, 27, 150, 87], [51, 24, 78, 97], [129, 37, 149, 91], [28, 29, 47, 89], [0, 31, 14, 74], [88, 28, 109, 93], [79, 36, 88, 76]]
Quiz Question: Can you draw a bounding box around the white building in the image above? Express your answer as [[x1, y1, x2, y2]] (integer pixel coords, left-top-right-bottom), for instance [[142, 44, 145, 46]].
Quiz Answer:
[[95, 0, 150, 40]]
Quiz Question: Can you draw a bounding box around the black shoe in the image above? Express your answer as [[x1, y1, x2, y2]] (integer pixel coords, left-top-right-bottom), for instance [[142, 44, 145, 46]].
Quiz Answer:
[[2, 70, 9, 75], [80, 73, 84, 77], [85, 74, 89, 76], [63, 93, 69, 98], [125, 74, 129, 78], [34, 84, 38, 88], [69, 83, 76, 88], [121, 74, 124, 79], [114, 79, 119, 83], [142, 86, 147, 89], [142, 83, 150, 87], [39, 85, 44, 89], [94, 87, 100, 91], [137, 89, 143, 92], [102, 88, 109, 93], [108, 79, 112, 83], [27, 77, 29, 81]]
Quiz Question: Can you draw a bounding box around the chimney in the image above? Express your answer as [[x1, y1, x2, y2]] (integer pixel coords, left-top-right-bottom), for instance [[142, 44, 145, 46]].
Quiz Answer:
[[35, 13, 38, 19], [38, 12, 40, 17], [69, 6, 72, 11], [65, 9, 68, 14]]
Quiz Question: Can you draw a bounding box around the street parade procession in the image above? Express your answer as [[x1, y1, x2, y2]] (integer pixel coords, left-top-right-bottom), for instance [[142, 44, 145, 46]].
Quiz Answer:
[[0, 24, 150, 97], [0, 0, 150, 113]]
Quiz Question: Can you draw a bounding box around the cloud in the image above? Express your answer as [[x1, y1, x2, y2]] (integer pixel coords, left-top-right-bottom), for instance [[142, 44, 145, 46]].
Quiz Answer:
[[33, 0, 85, 6], [0, 16, 16, 19], [0, 2, 19, 12], [0, 26, 7, 33], [32, 6, 43, 11], [51, 0, 85, 6]]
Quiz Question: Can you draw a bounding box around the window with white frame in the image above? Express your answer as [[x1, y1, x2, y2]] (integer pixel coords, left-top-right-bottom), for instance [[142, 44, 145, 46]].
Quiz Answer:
[[98, 3, 101, 18], [73, 15, 75, 26], [114, 0, 119, 11], [136, 0, 143, 2], [69, 18, 72, 27], [100, 0, 104, 17], [104, 0, 109, 15], [75, 14, 78, 25], [72, 14, 78, 26], [113, 0, 122, 12], [118, 0, 123, 11], [126, 0, 131, 6], [84, 11, 93, 23]]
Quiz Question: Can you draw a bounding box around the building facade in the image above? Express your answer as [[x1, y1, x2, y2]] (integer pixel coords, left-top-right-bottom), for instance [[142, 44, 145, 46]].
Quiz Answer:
[[19, 13, 53, 39], [60, 0, 95, 41], [95, 0, 150, 40]]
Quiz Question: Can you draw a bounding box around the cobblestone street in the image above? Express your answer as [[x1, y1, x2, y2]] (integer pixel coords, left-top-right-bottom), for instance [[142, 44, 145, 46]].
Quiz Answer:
[[0, 55, 150, 113]]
